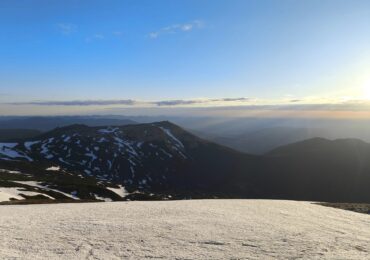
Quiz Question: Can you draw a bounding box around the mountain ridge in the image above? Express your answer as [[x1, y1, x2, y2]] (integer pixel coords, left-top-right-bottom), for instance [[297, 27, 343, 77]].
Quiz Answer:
[[1, 121, 370, 203]]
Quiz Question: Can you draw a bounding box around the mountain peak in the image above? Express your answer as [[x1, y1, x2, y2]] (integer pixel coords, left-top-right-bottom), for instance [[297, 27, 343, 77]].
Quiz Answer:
[[2, 120, 370, 203]]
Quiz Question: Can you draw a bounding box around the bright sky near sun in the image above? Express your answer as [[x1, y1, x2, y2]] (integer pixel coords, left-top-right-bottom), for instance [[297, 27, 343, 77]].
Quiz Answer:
[[1, 0, 370, 116]]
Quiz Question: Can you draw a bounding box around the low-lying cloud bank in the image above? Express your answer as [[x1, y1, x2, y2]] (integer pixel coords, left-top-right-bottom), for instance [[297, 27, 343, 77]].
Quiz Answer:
[[3, 98, 370, 117], [10, 100, 138, 106], [6, 97, 253, 107], [6, 97, 370, 109]]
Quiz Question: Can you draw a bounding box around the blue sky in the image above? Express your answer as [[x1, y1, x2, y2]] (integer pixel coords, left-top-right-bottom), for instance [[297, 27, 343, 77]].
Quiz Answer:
[[1, 0, 370, 116]]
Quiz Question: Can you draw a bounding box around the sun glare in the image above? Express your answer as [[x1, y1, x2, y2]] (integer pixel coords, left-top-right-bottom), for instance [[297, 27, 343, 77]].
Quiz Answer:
[[361, 79, 370, 100]]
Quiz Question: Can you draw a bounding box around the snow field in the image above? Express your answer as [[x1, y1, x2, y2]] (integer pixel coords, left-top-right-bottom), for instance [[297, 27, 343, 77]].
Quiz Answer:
[[0, 200, 368, 259]]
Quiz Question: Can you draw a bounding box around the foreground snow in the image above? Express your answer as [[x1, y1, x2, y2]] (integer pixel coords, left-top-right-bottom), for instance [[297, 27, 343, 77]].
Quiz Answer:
[[0, 200, 369, 259]]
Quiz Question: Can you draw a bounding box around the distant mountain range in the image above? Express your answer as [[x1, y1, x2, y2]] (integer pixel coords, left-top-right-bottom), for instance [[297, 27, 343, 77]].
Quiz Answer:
[[0, 121, 370, 203], [206, 127, 329, 154], [0, 116, 136, 131], [0, 129, 42, 142], [4, 116, 370, 155]]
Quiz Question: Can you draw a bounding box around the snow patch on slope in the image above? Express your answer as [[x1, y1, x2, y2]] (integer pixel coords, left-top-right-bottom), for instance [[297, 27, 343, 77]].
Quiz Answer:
[[98, 127, 119, 134], [0, 187, 54, 202], [0, 143, 32, 161], [24, 141, 40, 150], [14, 181, 80, 200], [107, 185, 128, 198], [159, 127, 184, 148], [94, 194, 113, 202], [46, 166, 60, 171]]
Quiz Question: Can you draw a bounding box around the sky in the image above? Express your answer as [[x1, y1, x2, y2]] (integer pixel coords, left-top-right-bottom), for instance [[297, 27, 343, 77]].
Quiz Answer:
[[1, 0, 370, 116]]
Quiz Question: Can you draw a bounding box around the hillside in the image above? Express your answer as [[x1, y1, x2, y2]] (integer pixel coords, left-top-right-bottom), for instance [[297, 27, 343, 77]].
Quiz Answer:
[[260, 138, 370, 202], [0, 121, 261, 203], [1, 122, 370, 203], [0, 159, 128, 203]]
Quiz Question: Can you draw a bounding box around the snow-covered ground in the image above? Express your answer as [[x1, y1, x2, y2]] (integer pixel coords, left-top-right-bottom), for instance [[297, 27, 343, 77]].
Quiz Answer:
[[0, 200, 369, 259]]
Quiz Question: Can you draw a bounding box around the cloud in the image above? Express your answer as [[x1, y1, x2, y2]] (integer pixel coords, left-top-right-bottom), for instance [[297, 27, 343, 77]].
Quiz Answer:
[[149, 32, 159, 39], [212, 98, 251, 102], [154, 100, 205, 106], [6, 98, 370, 118], [9, 100, 137, 106], [112, 31, 123, 36], [7, 97, 250, 107], [11, 98, 370, 113], [148, 20, 204, 39], [57, 23, 77, 35], [93, 34, 104, 39], [221, 101, 370, 112], [85, 34, 105, 42], [154, 97, 251, 106]]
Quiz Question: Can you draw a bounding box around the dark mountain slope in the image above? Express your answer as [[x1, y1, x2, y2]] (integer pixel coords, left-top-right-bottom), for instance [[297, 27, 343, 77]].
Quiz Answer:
[[0, 121, 261, 196], [1, 122, 370, 203], [260, 138, 370, 202], [0, 159, 125, 203], [0, 129, 42, 142]]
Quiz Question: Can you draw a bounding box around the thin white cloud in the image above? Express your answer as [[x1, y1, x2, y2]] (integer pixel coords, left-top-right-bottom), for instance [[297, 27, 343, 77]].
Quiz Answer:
[[93, 34, 104, 39], [149, 20, 204, 39], [56, 23, 77, 35], [85, 34, 105, 42], [7, 97, 250, 107], [6, 98, 370, 117], [9, 100, 136, 106], [112, 31, 123, 36], [9, 97, 370, 114]]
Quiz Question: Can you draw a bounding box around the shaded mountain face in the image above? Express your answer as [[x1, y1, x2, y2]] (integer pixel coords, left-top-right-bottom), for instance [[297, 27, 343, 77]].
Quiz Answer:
[[0, 159, 125, 204], [1, 121, 370, 204], [0, 122, 260, 197], [259, 138, 370, 203]]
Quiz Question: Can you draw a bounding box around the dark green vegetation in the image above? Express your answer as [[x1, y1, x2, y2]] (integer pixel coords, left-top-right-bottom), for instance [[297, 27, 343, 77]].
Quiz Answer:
[[319, 202, 370, 215], [1, 121, 370, 204]]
